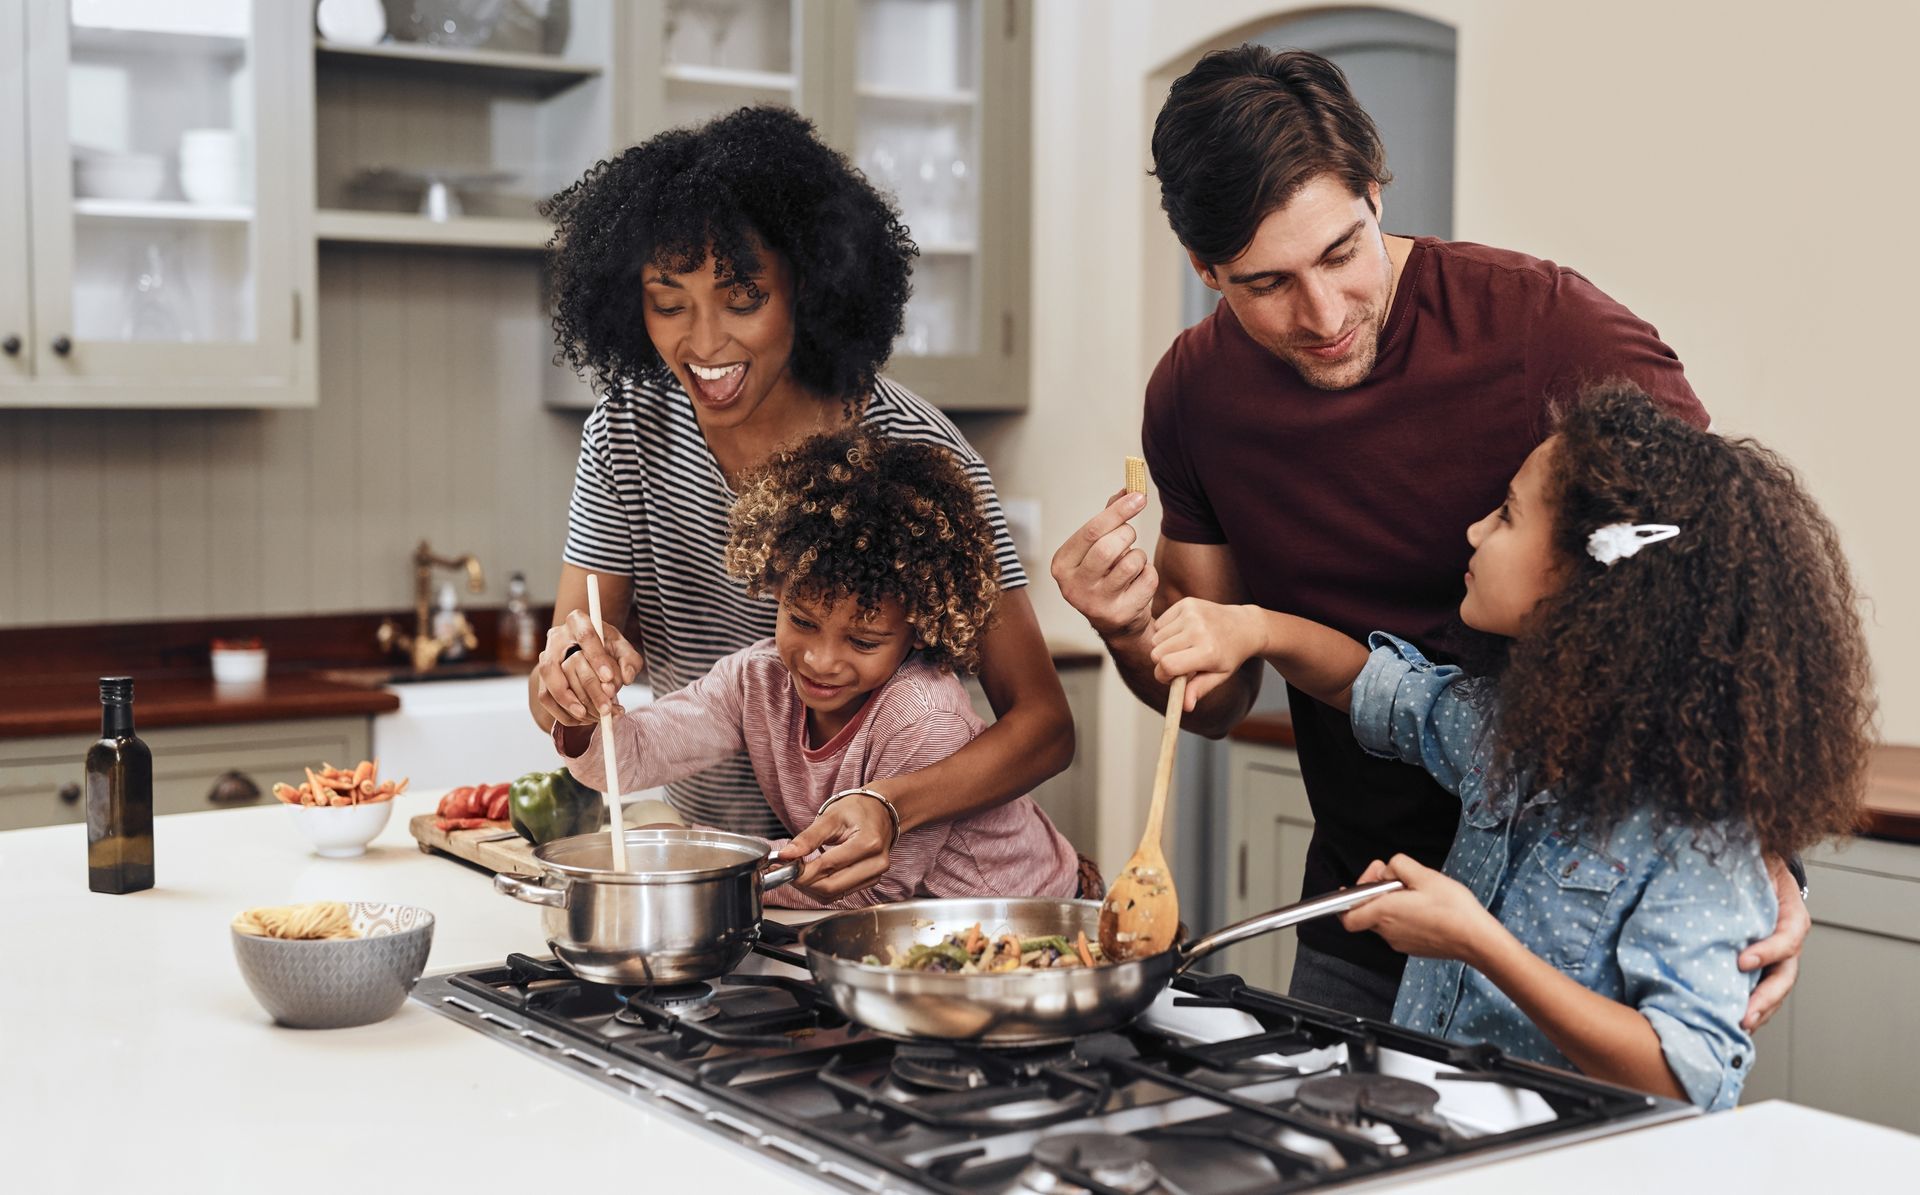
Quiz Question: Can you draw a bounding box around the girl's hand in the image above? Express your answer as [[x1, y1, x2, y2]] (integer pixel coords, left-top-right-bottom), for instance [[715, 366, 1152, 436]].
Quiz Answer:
[[1339, 854, 1501, 964], [779, 792, 895, 899], [1148, 597, 1266, 710], [534, 609, 645, 727]]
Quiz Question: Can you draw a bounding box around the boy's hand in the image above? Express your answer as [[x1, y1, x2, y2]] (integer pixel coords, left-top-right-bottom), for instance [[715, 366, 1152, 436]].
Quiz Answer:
[[1148, 596, 1265, 710], [780, 795, 894, 899], [1339, 854, 1500, 964]]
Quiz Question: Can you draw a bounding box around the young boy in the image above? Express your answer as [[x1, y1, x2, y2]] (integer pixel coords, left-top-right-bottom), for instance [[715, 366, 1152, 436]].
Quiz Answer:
[[554, 430, 1086, 908]]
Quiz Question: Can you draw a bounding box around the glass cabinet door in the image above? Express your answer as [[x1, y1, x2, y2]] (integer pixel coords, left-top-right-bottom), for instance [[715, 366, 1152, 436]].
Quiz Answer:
[[21, 0, 296, 396], [0, 1, 33, 384], [657, 0, 802, 129], [854, 0, 980, 359]]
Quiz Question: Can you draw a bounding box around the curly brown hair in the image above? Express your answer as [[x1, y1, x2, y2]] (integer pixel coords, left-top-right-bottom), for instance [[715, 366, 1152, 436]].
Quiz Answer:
[[725, 430, 1000, 674], [1489, 384, 1874, 859]]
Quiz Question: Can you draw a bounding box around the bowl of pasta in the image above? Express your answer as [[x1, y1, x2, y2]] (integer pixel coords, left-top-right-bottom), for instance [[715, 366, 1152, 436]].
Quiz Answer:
[[230, 901, 435, 1028]]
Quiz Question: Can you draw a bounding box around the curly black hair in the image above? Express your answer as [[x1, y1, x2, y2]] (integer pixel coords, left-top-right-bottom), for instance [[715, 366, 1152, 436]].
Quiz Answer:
[[542, 106, 916, 404], [725, 429, 1000, 674], [1488, 384, 1874, 859]]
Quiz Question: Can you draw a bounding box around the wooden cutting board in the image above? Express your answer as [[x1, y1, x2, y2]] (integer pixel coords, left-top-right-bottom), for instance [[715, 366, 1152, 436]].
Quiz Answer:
[[408, 814, 541, 877]]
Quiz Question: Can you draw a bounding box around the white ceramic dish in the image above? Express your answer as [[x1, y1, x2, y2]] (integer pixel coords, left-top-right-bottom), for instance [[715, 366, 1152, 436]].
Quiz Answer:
[[287, 799, 394, 858], [74, 152, 166, 201], [210, 646, 268, 685]]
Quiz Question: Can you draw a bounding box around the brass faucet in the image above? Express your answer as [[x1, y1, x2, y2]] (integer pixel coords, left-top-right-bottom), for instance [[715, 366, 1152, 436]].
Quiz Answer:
[[376, 540, 486, 673]]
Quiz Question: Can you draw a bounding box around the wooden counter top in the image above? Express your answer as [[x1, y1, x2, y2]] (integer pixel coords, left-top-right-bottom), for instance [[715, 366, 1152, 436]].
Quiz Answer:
[[0, 674, 400, 737], [1227, 710, 1919, 846]]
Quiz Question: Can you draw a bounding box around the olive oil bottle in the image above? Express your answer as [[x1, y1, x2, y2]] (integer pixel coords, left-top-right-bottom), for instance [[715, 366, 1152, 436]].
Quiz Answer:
[[86, 676, 153, 894]]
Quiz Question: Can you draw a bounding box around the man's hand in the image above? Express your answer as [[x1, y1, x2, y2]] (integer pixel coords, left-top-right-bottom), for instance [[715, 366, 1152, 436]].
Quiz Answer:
[[779, 792, 895, 900], [1148, 597, 1265, 710], [1739, 856, 1811, 1031], [1340, 854, 1500, 963], [1050, 492, 1156, 641]]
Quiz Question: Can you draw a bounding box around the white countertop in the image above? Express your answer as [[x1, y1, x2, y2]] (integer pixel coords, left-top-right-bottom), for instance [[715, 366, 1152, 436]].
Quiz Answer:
[[3, 795, 1916, 1193]]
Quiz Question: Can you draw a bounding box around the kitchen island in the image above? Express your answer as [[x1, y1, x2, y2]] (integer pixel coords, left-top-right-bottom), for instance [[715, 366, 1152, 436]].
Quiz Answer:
[[3, 796, 1914, 1193]]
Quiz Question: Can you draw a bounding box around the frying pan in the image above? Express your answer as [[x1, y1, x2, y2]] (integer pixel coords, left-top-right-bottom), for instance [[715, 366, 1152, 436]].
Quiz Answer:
[[796, 880, 1401, 1045]]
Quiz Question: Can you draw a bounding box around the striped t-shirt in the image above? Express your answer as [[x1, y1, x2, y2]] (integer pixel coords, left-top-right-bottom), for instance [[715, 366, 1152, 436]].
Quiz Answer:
[[562, 375, 1028, 834], [556, 641, 1080, 907]]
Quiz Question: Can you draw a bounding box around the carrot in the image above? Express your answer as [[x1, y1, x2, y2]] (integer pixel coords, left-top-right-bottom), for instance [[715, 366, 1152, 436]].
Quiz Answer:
[[1074, 931, 1095, 969]]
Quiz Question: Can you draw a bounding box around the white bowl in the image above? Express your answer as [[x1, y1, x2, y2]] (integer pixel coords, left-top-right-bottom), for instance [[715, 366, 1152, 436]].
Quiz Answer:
[[288, 800, 394, 858], [74, 152, 167, 201], [210, 646, 268, 685]]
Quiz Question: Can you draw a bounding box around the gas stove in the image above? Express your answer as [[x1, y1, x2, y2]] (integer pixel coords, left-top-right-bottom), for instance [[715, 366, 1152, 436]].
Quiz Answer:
[[413, 923, 1693, 1193]]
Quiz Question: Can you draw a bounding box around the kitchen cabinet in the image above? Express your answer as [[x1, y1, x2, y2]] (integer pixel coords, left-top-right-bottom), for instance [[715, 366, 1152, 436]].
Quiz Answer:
[[1742, 835, 1920, 1133], [0, 714, 371, 830], [0, 0, 316, 408], [1218, 738, 1315, 990], [963, 660, 1098, 859], [542, 0, 1032, 412]]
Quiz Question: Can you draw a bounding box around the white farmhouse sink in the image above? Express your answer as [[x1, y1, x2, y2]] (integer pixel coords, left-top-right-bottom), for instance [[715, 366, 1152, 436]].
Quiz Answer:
[[373, 675, 665, 802]]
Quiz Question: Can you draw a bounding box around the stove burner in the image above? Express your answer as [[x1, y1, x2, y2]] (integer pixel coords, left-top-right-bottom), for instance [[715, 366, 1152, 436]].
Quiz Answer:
[[1295, 1074, 1441, 1124], [615, 981, 717, 1024], [1016, 1133, 1159, 1195], [889, 1043, 1075, 1093]]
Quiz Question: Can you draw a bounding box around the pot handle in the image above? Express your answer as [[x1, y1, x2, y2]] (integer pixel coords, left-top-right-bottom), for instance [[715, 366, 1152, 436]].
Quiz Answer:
[[493, 870, 569, 908], [759, 856, 802, 893], [1173, 879, 1404, 974]]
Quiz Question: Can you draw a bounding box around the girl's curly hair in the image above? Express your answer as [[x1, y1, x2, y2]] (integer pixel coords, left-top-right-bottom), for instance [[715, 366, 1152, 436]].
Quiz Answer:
[[1489, 384, 1874, 858], [725, 430, 1000, 674], [542, 106, 915, 404]]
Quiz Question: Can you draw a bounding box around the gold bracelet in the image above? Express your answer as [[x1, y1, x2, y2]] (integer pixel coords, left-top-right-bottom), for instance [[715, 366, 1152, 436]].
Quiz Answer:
[[820, 786, 901, 848]]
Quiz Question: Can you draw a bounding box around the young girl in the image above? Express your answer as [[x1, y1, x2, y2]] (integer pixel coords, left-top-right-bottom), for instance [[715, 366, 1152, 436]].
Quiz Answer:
[[1148, 385, 1872, 1110], [554, 429, 1087, 908]]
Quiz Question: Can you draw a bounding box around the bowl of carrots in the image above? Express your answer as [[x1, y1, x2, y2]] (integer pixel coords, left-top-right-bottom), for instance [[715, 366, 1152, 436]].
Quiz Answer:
[[274, 760, 408, 859]]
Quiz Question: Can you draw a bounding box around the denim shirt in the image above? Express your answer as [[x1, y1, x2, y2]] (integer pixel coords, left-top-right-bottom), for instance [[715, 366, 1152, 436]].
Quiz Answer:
[[1348, 634, 1774, 1111]]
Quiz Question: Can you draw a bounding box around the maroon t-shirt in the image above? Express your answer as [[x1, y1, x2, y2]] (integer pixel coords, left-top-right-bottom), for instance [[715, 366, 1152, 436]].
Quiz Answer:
[[1144, 236, 1708, 978]]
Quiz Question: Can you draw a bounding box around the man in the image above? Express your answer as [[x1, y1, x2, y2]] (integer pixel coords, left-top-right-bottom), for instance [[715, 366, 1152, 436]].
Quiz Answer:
[[1052, 45, 1806, 1025]]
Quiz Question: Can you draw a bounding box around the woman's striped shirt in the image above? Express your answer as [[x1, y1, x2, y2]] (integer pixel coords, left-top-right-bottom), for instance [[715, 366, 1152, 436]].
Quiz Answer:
[[561, 374, 1028, 833]]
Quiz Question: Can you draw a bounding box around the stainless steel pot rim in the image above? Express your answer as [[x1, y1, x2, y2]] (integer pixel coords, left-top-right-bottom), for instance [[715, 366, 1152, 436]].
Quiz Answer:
[[533, 827, 775, 883]]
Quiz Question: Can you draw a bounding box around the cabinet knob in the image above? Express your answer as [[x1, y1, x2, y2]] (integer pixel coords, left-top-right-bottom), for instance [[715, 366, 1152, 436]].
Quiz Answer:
[[2, 335, 19, 356], [207, 770, 261, 805], [58, 781, 82, 804], [51, 335, 72, 356]]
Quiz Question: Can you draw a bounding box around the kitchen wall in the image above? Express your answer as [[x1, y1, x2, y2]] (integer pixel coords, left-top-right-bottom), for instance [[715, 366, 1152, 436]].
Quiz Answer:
[[0, 250, 586, 622], [966, 0, 1920, 870]]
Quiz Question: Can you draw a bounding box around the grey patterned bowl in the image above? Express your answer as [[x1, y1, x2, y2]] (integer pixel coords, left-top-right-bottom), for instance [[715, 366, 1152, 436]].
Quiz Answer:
[[231, 902, 435, 1029]]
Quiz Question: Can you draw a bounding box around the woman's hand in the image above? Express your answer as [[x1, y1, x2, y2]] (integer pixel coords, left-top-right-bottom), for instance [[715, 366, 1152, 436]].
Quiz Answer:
[[1339, 854, 1501, 964], [1148, 597, 1267, 710], [533, 608, 645, 728], [778, 792, 895, 899]]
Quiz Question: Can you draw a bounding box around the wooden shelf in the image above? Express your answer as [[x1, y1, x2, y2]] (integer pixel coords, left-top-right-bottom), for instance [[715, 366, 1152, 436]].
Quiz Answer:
[[74, 198, 253, 223], [315, 40, 602, 96], [315, 209, 551, 252], [662, 63, 797, 92], [857, 82, 978, 107], [72, 25, 246, 59]]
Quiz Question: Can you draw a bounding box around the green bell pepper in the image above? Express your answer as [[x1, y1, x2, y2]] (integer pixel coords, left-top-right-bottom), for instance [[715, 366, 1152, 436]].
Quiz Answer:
[[509, 768, 606, 846]]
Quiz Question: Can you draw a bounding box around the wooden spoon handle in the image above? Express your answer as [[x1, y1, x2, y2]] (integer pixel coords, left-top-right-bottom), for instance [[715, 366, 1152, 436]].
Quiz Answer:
[[1142, 675, 1186, 846]]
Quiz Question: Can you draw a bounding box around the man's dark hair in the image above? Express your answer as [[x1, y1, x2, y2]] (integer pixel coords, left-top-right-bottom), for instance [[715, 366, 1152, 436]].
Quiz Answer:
[[1151, 45, 1392, 266], [542, 106, 915, 404]]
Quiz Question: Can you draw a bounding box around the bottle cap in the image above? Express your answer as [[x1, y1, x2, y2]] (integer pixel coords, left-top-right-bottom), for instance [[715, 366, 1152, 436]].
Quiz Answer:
[[99, 676, 134, 704]]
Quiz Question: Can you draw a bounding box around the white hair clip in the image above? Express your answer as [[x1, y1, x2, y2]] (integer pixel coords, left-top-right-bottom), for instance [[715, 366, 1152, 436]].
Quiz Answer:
[[1586, 522, 1681, 566]]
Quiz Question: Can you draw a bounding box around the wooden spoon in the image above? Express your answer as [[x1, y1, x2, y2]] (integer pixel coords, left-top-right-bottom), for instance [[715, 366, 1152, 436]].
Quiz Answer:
[[1099, 674, 1187, 961]]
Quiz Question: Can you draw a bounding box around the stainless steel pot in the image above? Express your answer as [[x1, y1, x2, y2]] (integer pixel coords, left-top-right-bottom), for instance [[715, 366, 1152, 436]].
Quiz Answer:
[[797, 881, 1401, 1045], [493, 828, 800, 985]]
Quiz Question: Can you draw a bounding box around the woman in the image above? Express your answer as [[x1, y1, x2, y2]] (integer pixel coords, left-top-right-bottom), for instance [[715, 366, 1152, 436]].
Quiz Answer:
[[529, 106, 1073, 900]]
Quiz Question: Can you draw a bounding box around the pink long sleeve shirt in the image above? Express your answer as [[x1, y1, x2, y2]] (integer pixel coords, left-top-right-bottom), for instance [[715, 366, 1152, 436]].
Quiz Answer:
[[555, 639, 1080, 908]]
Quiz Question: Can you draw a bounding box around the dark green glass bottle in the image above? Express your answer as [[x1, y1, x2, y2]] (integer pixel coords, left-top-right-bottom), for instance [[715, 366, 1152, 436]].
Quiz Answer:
[[86, 676, 153, 894]]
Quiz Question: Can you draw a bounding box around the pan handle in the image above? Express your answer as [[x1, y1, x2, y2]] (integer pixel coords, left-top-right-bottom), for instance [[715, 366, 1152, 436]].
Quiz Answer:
[[759, 857, 801, 892], [1173, 879, 1404, 974], [493, 870, 569, 908]]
